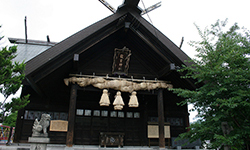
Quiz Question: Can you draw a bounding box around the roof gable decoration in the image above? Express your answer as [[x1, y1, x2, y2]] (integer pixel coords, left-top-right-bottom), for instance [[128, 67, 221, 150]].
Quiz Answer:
[[99, 0, 161, 16]]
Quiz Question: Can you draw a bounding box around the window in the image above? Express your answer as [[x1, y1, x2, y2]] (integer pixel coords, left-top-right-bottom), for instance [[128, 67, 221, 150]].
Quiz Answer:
[[134, 112, 140, 118], [118, 111, 124, 118], [127, 112, 133, 118], [110, 111, 117, 117], [76, 109, 84, 115], [84, 110, 92, 116], [166, 117, 184, 126], [60, 112, 68, 120], [54, 112, 60, 120], [93, 110, 100, 116], [148, 117, 158, 122], [101, 110, 108, 117]]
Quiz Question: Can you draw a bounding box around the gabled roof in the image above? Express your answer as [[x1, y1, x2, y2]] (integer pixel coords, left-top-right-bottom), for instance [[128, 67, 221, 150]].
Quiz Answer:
[[9, 38, 56, 63], [24, 11, 126, 76], [24, 1, 195, 95]]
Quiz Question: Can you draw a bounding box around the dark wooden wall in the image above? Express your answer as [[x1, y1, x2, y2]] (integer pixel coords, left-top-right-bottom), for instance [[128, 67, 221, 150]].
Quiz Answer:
[[15, 87, 188, 146], [15, 28, 191, 145], [74, 90, 145, 146]]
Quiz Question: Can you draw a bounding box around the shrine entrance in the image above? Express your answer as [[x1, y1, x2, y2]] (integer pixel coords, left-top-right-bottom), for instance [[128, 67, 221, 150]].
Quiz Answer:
[[73, 90, 148, 146]]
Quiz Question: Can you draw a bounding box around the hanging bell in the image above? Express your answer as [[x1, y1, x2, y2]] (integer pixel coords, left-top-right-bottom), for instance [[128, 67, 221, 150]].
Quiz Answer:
[[113, 91, 124, 110], [128, 91, 139, 107], [99, 89, 110, 106]]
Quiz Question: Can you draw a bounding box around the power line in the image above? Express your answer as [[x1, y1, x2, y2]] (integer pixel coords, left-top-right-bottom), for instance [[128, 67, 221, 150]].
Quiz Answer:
[[141, 0, 153, 24], [141, 0, 159, 39]]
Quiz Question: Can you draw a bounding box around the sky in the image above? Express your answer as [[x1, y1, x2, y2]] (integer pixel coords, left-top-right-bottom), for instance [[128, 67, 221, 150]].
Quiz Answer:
[[1, 0, 250, 122]]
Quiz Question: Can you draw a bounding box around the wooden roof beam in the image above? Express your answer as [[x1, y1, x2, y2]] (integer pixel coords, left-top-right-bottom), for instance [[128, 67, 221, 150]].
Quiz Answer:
[[124, 43, 158, 77], [158, 65, 172, 78], [25, 76, 45, 97], [117, 0, 142, 14], [130, 28, 171, 64]]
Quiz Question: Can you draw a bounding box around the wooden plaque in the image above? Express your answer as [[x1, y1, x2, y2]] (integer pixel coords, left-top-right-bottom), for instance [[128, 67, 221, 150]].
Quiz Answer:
[[50, 120, 68, 132], [147, 125, 170, 138]]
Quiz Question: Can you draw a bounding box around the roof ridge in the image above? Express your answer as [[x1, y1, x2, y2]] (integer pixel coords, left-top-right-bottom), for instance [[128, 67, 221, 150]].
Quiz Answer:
[[8, 37, 57, 46]]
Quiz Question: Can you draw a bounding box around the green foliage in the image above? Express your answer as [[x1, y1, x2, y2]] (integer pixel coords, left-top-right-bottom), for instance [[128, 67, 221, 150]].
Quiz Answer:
[[4, 94, 30, 113], [3, 111, 17, 127], [0, 45, 25, 97], [172, 19, 250, 149], [0, 27, 30, 124]]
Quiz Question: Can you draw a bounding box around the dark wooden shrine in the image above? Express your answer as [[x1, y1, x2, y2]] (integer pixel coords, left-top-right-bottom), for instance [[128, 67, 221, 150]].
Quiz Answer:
[[14, 0, 196, 148]]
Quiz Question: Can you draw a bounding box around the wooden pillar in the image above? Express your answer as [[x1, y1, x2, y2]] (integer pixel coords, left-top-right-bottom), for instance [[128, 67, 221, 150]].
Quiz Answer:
[[143, 96, 148, 146], [158, 89, 165, 148], [66, 84, 77, 147], [6, 126, 13, 145], [13, 108, 25, 143]]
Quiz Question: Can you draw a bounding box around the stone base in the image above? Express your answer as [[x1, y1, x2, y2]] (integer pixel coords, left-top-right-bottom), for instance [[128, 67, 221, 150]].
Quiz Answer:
[[32, 132, 48, 137], [28, 137, 50, 143], [30, 143, 47, 150], [64, 147, 75, 150], [28, 137, 50, 150]]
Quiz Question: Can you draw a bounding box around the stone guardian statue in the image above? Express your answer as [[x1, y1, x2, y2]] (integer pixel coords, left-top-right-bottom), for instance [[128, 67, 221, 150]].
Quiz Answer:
[[29, 113, 51, 150], [32, 114, 51, 137]]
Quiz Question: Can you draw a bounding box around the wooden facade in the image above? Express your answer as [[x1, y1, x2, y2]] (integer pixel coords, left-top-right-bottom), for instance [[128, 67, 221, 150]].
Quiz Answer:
[[14, 0, 196, 148]]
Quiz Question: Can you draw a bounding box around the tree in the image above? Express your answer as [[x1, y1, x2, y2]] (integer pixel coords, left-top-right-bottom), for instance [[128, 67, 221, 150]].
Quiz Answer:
[[3, 111, 17, 127], [172, 20, 250, 149], [0, 27, 29, 126]]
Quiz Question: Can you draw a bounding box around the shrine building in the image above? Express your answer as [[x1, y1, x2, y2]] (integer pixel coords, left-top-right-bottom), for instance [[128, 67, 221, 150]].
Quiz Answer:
[[13, 0, 197, 148]]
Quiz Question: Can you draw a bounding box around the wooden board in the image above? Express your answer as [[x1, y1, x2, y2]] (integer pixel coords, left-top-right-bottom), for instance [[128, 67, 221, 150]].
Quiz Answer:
[[50, 120, 68, 132], [147, 125, 170, 138]]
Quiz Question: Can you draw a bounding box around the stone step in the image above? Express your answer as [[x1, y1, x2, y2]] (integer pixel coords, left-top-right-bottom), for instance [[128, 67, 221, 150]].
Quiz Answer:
[[0, 144, 200, 150]]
